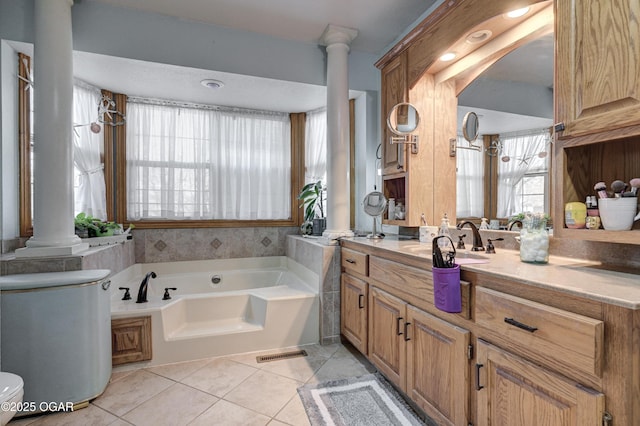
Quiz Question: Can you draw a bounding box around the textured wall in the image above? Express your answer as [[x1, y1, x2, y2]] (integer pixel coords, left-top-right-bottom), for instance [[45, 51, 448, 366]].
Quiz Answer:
[[287, 235, 341, 345]]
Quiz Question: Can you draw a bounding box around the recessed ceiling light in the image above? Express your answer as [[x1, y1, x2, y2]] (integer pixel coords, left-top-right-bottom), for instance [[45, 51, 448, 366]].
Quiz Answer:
[[200, 79, 224, 89], [506, 7, 530, 18], [440, 52, 456, 62], [466, 29, 493, 44]]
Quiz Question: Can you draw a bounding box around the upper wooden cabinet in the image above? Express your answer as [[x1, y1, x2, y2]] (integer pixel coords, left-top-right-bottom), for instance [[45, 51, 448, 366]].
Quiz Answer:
[[379, 53, 457, 227], [554, 0, 640, 245], [555, 0, 640, 141], [381, 53, 408, 175]]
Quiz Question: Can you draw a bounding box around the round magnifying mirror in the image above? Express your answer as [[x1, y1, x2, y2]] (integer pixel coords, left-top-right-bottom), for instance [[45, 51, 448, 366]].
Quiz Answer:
[[462, 111, 480, 142], [363, 191, 387, 239], [387, 103, 420, 136]]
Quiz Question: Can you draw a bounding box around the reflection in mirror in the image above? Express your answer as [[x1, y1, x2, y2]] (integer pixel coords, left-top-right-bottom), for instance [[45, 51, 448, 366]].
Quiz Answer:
[[456, 34, 554, 227], [387, 103, 420, 135]]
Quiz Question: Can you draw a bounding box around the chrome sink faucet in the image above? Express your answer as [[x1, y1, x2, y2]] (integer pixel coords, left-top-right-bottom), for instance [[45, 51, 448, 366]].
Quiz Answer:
[[456, 221, 484, 251], [136, 271, 157, 303]]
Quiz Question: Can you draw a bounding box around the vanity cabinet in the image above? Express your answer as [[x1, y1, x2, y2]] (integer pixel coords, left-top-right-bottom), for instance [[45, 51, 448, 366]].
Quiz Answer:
[[554, 0, 640, 245], [339, 239, 640, 424], [368, 286, 471, 426], [340, 247, 370, 355], [340, 274, 368, 355], [476, 340, 605, 426]]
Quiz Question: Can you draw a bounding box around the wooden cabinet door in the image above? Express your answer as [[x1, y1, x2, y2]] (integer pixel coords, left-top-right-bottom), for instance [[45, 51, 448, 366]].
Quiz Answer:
[[340, 274, 368, 355], [556, 0, 640, 140], [381, 53, 408, 174], [406, 306, 470, 426], [476, 340, 605, 426], [368, 286, 407, 390]]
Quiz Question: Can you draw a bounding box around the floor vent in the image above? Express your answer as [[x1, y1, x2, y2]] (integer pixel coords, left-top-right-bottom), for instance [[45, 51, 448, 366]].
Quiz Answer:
[[256, 349, 308, 363]]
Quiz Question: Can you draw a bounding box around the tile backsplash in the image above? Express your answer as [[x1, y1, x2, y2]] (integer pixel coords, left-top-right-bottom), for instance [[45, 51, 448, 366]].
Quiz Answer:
[[132, 227, 299, 263]]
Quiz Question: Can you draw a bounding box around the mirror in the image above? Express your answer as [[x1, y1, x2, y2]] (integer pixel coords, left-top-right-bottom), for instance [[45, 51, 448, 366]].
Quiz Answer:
[[456, 33, 554, 227], [462, 111, 479, 142], [387, 103, 420, 135], [363, 191, 387, 239]]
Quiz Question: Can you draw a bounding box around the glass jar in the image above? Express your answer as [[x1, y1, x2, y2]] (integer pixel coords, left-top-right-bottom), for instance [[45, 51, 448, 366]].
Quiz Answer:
[[394, 202, 405, 220], [519, 213, 549, 264]]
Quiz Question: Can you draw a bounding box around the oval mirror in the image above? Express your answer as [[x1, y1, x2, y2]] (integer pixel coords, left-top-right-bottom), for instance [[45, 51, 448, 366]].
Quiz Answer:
[[462, 111, 479, 142], [363, 191, 387, 239], [387, 103, 420, 135]]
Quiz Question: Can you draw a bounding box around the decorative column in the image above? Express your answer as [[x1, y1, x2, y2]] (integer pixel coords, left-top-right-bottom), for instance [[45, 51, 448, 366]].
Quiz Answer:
[[17, 0, 88, 257], [320, 24, 357, 241]]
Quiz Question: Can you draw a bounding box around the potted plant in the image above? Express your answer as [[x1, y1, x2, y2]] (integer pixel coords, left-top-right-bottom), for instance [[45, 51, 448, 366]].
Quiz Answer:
[[298, 180, 326, 236], [74, 213, 121, 238]]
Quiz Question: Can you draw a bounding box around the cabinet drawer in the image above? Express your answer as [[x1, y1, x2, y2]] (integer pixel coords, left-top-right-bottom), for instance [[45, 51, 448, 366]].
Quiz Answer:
[[369, 256, 470, 319], [475, 287, 604, 377], [341, 248, 369, 276]]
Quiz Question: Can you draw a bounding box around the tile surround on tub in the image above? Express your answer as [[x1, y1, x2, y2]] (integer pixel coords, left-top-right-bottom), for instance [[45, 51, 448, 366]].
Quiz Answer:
[[134, 227, 299, 263], [286, 235, 341, 345]]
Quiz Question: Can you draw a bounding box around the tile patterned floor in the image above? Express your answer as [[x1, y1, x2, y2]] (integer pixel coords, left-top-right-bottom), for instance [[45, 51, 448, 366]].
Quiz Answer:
[[10, 343, 375, 426]]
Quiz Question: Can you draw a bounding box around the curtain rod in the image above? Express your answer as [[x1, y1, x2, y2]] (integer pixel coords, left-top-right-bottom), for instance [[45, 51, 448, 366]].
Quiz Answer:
[[127, 96, 289, 117], [498, 127, 552, 139]]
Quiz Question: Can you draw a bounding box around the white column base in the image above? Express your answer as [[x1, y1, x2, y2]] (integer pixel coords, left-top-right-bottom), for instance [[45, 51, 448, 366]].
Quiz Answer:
[[15, 243, 90, 258]]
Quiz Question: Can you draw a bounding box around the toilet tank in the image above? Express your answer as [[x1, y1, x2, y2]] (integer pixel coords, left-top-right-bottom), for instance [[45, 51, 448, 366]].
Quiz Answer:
[[0, 270, 112, 415]]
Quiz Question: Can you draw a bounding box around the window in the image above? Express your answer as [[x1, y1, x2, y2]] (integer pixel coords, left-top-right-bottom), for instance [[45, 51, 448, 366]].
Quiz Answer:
[[456, 135, 484, 218], [515, 172, 548, 214], [497, 129, 550, 218], [125, 100, 292, 220]]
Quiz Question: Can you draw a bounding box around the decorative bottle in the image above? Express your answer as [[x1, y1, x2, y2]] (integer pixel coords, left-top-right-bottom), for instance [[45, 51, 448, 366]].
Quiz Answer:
[[437, 213, 451, 250]]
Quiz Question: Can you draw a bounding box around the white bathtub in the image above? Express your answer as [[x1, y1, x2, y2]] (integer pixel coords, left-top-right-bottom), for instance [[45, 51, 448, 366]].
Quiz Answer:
[[109, 257, 319, 366]]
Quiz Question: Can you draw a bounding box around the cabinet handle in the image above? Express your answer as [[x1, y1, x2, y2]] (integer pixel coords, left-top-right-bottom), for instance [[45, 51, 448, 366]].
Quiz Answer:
[[504, 317, 538, 333], [404, 322, 411, 341], [345, 258, 356, 264], [358, 294, 365, 309], [396, 317, 404, 335], [475, 363, 484, 391]]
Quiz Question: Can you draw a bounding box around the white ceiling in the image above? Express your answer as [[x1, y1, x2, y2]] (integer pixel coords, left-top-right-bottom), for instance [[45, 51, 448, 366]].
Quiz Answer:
[[86, 0, 437, 54], [67, 0, 439, 112], [12, 0, 554, 124]]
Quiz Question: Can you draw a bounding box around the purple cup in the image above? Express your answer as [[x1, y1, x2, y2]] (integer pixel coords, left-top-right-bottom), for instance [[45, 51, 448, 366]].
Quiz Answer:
[[432, 264, 462, 313]]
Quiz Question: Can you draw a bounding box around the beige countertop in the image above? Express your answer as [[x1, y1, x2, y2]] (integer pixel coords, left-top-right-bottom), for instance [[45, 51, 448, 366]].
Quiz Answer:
[[342, 237, 640, 309]]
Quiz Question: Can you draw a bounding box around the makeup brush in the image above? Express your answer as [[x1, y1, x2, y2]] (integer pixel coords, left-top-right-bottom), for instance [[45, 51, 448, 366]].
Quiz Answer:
[[623, 178, 640, 197], [594, 182, 608, 199], [611, 180, 627, 197]]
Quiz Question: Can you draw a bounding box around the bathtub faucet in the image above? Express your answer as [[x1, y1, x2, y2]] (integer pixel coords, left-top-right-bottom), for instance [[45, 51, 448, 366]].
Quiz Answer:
[[136, 271, 157, 303]]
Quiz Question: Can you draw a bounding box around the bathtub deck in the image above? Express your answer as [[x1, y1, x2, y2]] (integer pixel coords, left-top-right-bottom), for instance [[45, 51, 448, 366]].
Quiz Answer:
[[167, 318, 263, 340]]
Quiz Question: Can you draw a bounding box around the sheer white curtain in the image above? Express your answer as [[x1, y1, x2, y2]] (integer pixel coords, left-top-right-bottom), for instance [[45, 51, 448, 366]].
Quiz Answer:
[[72, 82, 106, 219], [305, 108, 327, 184], [497, 129, 550, 217], [456, 136, 484, 217], [126, 101, 291, 220]]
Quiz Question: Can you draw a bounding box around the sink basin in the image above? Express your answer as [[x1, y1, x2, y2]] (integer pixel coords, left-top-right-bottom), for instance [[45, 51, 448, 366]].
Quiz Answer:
[[402, 246, 490, 264], [455, 251, 490, 264], [404, 245, 431, 253], [457, 251, 488, 260]]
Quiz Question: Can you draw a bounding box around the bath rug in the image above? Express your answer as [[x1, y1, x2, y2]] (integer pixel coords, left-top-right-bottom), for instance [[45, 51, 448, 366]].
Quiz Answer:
[[297, 373, 427, 426]]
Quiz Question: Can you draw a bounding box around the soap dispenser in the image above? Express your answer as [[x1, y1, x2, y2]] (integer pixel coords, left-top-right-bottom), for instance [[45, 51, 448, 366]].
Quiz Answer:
[[437, 213, 451, 250]]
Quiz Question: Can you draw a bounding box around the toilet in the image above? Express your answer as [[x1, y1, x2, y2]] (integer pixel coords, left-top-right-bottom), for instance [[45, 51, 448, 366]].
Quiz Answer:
[[0, 372, 24, 425]]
